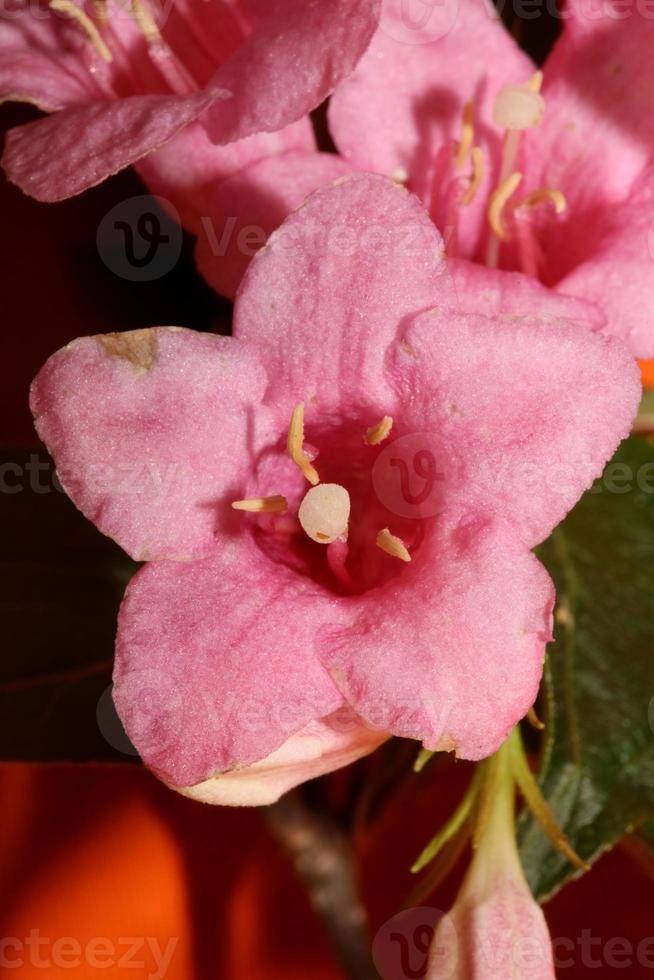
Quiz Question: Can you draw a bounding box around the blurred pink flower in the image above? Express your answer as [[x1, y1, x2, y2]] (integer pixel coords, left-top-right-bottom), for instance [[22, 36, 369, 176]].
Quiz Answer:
[[0, 0, 379, 230], [31, 175, 639, 803]]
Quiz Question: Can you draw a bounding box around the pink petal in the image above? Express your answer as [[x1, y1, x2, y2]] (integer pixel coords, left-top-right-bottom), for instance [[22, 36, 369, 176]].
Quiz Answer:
[[113, 542, 346, 787], [387, 304, 640, 547], [553, 167, 654, 359], [178, 709, 388, 806], [328, 0, 533, 198], [204, 0, 382, 143], [195, 150, 352, 300], [450, 257, 606, 330], [532, 0, 654, 212], [2, 89, 228, 201], [321, 522, 555, 760], [30, 327, 271, 561], [0, 3, 97, 111], [136, 116, 315, 234], [234, 173, 453, 412]]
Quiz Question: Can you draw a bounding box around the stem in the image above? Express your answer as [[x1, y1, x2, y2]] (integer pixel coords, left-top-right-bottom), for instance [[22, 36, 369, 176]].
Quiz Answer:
[[265, 790, 377, 980]]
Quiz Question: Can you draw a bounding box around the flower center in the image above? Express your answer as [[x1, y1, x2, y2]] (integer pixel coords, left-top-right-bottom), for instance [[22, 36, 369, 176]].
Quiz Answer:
[[431, 71, 567, 279], [231, 403, 422, 594]]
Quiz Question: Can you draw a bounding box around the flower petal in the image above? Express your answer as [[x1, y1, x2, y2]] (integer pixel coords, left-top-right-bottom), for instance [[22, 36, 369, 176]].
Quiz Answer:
[[30, 327, 270, 561], [533, 0, 654, 212], [321, 522, 554, 760], [195, 150, 352, 300], [387, 303, 640, 546], [553, 167, 654, 358], [178, 709, 388, 806], [450, 257, 606, 329], [204, 0, 381, 143], [328, 0, 533, 197], [234, 173, 452, 412], [2, 89, 229, 201], [136, 117, 315, 234], [113, 542, 346, 787], [0, 3, 97, 111]]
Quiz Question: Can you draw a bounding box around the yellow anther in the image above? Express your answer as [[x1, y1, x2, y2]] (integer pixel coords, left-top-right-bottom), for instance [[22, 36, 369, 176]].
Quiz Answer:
[[487, 171, 522, 241], [391, 167, 409, 185], [49, 0, 112, 62], [461, 146, 484, 207], [454, 99, 474, 171], [516, 187, 567, 215], [93, 0, 107, 25], [376, 528, 411, 563], [131, 0, 160, 39], [526, 70, 544, 93], [364, 416, 393, 446], [287, 403, 320, 486], [231, 496, 288, 514]]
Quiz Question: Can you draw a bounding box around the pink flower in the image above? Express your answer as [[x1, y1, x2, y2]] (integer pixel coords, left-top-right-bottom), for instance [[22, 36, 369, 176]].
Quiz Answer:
[[427, 745, 555, 979], [30, 175, 639, 803], [0, 0, 379, 230], [201, 0, 654, 354]]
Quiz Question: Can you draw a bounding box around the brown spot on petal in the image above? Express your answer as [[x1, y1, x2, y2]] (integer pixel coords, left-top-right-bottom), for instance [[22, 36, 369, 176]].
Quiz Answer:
[[99, 329, 157, 373]]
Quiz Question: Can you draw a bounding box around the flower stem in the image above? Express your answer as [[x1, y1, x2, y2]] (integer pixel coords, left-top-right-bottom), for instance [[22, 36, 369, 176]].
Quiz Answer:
[[264, 790, 377, 980]]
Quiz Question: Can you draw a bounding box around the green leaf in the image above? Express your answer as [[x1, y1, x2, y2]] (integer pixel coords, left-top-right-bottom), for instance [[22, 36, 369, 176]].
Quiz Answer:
[[519, 435, 654, 901]]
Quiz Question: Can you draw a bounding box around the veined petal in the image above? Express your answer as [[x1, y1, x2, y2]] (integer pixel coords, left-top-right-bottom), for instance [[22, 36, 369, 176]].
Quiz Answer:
[[113, 541, 346, 787], [30, 327, 271, 561], [2, 89, 229, 202]]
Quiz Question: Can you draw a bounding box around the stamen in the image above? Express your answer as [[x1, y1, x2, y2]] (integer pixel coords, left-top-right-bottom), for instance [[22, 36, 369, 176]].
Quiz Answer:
[[364, 416, 393, 446], [298, 484, 350, 544], [526, 70, 544, 93], [131, 0, 159, 40], [454, 100, 474, 171], [49, 0, 112, 62], [391, 167, 409, 185], [231, 496, 288, 513], [287, 403, 320, 486], [376, 528, 411, 563], [93, 0, 107, 26], [460, 146, 484, 207], [487, 171, 522, 241], [516, 187, 567, 216]]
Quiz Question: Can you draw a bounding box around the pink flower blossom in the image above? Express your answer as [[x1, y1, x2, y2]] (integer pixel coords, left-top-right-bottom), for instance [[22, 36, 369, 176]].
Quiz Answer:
[[201, 0, 654, 355], [30, 175, 639, 803], [0, 0, 379, 230], [427, 746, 555, 979]]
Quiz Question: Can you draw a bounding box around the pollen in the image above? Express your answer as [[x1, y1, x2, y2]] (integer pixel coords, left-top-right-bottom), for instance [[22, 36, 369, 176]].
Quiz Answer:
[[516, 187, 567, 216], [231, 496, 288, 513], [287, 403, 320, 486], [298, 484, 350, 544], [49, 0, 112, 62], [364, 415, 394, 445], [492, 84, 545, 131], [488, 171, 522, 241], [376, 528, 411, 562], [461, 146, 484, 207], [454, 99, 475, 171]]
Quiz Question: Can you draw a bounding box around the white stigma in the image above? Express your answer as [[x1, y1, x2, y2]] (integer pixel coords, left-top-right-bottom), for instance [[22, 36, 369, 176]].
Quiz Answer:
[[492, 85, 545, 131], [298, 484, 350, 544]]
